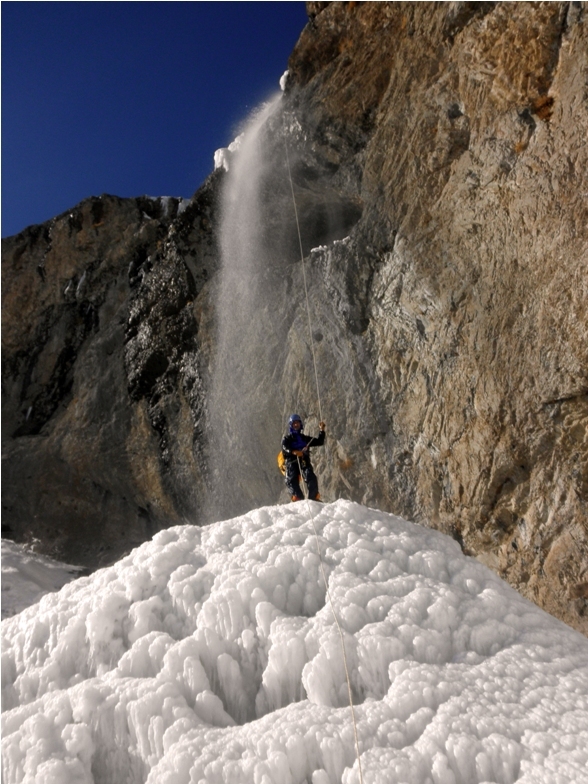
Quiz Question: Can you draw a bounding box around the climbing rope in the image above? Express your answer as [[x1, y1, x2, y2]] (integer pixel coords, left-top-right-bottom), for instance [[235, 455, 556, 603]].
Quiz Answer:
[[286, 116, 364, 781], [296, 458, 365, 784], [283, 128, 323, 423]]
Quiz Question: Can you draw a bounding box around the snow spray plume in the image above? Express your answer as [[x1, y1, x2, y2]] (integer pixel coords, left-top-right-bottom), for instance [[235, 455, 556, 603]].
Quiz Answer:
[[207, 96, 294, 520], [206, 93, 360, 521]]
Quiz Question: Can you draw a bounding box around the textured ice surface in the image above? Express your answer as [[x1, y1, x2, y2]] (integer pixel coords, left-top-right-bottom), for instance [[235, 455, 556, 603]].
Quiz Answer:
[[2, 500, 588, 784]]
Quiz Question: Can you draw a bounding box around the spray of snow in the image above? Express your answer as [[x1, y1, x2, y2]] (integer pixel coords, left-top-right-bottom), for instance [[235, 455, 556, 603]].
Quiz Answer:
[[2, 500, 588, 784], [207, 95, 289, 521]]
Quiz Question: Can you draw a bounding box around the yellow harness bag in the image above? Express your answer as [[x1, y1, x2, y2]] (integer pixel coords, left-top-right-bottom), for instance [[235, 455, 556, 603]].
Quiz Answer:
[[277, 452, 286, 476]]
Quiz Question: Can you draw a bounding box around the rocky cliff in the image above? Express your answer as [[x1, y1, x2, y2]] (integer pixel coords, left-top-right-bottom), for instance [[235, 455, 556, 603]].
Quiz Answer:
[[2, 2, 587, 633], [2, 191, 218, 563]]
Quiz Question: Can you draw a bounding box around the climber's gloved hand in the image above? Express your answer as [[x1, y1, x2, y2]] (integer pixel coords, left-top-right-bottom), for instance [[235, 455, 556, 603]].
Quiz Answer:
[[319, 422, 326, 431]]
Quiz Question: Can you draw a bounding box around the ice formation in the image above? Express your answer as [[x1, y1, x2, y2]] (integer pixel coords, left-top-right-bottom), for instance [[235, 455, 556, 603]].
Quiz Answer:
[[143, 196, 191, 216], [2, 500, 588, 784], [213, 134, 244, 173]]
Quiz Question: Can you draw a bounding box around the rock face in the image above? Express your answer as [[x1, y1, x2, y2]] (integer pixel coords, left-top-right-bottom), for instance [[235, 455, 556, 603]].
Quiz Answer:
[[2, 2, 587, 633], [281, 0, 588, 633], [2, 190, 219, 565]]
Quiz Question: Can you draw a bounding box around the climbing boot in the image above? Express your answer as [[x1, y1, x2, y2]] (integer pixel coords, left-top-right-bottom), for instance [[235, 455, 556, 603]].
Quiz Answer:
[[291, 495, 302, 502]]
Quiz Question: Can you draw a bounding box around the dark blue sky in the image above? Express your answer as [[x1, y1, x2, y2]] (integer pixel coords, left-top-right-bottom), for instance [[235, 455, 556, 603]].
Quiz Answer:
[[2, 1, 308, 237]]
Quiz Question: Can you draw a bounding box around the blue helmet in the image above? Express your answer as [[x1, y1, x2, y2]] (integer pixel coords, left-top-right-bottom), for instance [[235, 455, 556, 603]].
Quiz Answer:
[[288, 413, 303, 433]]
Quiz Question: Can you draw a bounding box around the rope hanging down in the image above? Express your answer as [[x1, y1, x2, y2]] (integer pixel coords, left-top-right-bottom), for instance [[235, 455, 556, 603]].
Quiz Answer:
[[297, 458, 366, 784], [286, 120, 365, 783], [283, 132, 323, 423]]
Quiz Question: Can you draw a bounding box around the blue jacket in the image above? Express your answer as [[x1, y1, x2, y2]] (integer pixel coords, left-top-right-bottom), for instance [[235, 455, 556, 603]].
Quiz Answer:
[[281, 429, 326, 465]]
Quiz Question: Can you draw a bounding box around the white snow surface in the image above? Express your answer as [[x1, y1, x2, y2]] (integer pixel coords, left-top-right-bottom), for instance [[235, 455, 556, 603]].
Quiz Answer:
[[143, 196, 191, 216], [2, 500, 588, 784], [1, 540, 84, 620]]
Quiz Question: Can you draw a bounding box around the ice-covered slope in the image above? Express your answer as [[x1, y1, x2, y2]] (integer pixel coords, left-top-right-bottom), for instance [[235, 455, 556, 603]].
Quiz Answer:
[[1, 541, 85, 620], [2, 500, 588, 784]]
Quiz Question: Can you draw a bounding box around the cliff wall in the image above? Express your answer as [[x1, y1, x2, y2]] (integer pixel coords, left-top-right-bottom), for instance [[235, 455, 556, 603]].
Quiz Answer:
[[2, 2, 587, 633], [282, 1, 588, 632], [2, 190, 218, 562]]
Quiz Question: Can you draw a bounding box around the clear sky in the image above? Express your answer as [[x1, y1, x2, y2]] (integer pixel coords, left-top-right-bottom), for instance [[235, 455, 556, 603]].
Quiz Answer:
[[1, 1, 309, 238]]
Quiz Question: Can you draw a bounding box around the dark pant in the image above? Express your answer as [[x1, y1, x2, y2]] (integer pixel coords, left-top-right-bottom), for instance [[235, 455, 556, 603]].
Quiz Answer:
[[285, 458, 319, 500]]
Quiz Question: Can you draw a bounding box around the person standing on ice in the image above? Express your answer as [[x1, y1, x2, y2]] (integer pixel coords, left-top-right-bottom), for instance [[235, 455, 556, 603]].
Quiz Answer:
[[281, 414, 326, 501]]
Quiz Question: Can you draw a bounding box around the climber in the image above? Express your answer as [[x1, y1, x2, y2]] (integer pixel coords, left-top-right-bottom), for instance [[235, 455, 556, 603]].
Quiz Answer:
[[281, 414, 326, 501]]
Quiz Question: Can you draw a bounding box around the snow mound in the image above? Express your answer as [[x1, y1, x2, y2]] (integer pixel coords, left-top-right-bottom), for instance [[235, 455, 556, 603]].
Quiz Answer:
[[2, 500, 588, 784]]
